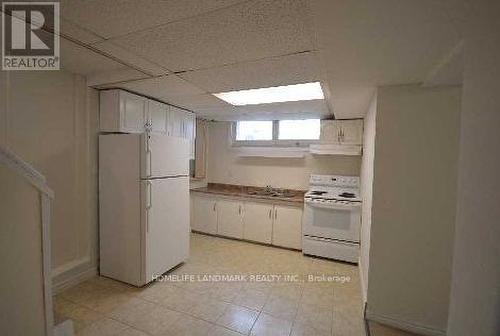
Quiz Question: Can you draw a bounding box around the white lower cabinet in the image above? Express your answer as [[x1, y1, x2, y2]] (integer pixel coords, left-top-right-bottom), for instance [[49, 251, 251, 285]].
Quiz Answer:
[[191, 194, 303, 250], [192, 195, 217, 234], [243, 202, 273, 244], [217, 199, 244, 239], [272, 205, 303, 249]]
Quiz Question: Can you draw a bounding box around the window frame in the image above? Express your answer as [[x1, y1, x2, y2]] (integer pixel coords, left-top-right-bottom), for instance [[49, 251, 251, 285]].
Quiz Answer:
[[231, 120, 321, 147]]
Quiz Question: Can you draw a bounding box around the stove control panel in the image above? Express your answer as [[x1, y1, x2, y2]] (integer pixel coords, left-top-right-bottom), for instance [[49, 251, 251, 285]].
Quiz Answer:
[[309, 174, 360, 188], [304, 197, 361, 207]]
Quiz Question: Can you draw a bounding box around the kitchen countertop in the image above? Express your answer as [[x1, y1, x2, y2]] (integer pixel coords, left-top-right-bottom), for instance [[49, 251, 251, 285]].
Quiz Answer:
[[190, 183, 306, 204]]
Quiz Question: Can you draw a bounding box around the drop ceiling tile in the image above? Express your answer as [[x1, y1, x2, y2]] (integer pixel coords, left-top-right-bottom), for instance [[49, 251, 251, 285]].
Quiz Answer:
[[110, 0, 315, 71], [92, 41, 170, 76], [87, 69, 150, 87], [59, 0, 246, 39], [108, 76, 208, 103], [60, 18, 104, 44], [167, 94, 232, 111], [179, 51, 321, 93], [60, 37, 127, 76]]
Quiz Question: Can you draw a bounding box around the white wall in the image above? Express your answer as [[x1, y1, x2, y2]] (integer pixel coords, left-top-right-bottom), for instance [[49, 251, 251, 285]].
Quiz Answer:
[[447, 1, 500, 335], [359, 93, 377, 303], [366, 85, 461, 335], [206, 121, 362, 189], [0, 70, 99, 289]]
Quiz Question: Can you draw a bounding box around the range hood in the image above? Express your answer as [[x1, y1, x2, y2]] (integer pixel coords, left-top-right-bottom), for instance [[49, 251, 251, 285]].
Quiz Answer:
[[309, 143, 362, 156]]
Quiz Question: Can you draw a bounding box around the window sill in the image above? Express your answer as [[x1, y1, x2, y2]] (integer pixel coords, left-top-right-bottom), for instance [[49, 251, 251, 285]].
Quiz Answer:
[[234, 147, 307, 158]]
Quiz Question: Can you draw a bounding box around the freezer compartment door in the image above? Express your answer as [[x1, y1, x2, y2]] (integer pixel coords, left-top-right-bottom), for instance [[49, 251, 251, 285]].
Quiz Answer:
[[141, 134, 189, 178], [142, 177, 190, 284]]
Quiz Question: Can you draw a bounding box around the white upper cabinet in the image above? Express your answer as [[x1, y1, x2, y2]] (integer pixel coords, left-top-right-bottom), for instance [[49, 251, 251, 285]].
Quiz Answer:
[[183, 113, 196, 140], [100, 90, 196, 155], [168, 106, 196, 159], [167, 106, 185, 137], [312, 119, 363, 155], [100, 90, 148, 133], [320, 120, 342, 144], [183, 113, 196, 160], [338, 119, 363, 145], [148, 100, 168, 133], [122, 92, 148, 132], [320, 119, 363, 145]]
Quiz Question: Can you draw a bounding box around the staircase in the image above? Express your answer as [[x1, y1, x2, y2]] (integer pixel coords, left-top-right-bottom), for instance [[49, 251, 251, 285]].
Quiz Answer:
[[0, 146, 69, 335]]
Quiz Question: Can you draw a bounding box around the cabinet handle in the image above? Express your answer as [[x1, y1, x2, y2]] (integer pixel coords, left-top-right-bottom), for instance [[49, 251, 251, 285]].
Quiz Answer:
[[268, 209, 272, 219], [213, 202, 216, 212], [274, 208, 277, 219], [238, 205, 242, 215]]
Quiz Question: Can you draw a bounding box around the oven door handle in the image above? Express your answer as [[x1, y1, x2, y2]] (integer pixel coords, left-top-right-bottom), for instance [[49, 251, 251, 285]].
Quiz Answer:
[[305, 201, 360, 210]]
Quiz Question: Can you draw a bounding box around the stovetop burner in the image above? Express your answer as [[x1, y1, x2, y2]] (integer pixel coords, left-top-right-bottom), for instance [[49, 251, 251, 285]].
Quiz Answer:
[[338, 192, 356, 198], [310, 191, 327, 196]]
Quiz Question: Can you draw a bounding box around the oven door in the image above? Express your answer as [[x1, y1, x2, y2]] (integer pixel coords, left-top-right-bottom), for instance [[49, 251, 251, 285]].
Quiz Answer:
[[302, 201, 361, 242]]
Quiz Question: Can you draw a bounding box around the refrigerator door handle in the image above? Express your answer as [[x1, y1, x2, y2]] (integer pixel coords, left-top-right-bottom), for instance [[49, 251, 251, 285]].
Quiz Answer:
[[146, 181, 153, 233], [145, 134, 152, 177], [146, 182, 152, 209], [148, 150, 152, 177]]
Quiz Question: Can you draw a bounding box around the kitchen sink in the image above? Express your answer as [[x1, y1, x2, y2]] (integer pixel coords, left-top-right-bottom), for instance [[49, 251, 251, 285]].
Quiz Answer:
[[247, 187, 297, 198]]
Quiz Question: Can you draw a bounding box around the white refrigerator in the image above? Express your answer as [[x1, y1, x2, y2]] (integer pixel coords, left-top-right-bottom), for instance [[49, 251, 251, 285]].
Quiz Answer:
[[99, 133, 190, 286]]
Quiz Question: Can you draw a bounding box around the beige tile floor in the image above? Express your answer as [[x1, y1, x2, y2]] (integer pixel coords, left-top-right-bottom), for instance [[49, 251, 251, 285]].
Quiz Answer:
[[54, 233, 367, 336]]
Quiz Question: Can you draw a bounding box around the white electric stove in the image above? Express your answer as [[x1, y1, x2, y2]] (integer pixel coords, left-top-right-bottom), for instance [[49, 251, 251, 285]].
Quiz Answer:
[[302, 174, 362, 263]]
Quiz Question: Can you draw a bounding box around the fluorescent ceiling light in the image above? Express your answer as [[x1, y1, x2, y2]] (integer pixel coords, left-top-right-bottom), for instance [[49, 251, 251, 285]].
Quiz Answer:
[[213, 82, 324, 106]]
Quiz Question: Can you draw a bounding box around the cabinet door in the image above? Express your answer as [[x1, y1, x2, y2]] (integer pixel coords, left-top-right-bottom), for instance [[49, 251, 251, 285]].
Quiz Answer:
[[167, 107, 184, 137], [243, 202, 273, 243], [183, 113, 196, 159], [320, 120, 342, 143], [121, 92, 147, 133], [148, 100, 168, 133], [183, 113, 196, 139], [339, 119, 363, 145], [272, 205, 303, 249], [192, 195, 218, 234], [217, 199, 244, 239]]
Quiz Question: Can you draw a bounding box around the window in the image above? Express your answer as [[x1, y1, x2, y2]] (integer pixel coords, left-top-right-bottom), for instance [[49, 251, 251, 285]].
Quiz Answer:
[[278, 119, 320, 140], [236, 121, 273, 141], [232, 119, 320, 146]]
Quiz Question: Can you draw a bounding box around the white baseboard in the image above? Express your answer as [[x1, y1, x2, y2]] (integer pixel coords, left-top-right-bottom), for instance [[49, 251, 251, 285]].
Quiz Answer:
[[52, 258, 97, 294], [366, 310, 446, 336]]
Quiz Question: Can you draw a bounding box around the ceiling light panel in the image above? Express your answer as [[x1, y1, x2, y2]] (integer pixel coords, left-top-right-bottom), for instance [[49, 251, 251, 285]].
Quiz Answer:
[[213, 82, 324, 106]]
